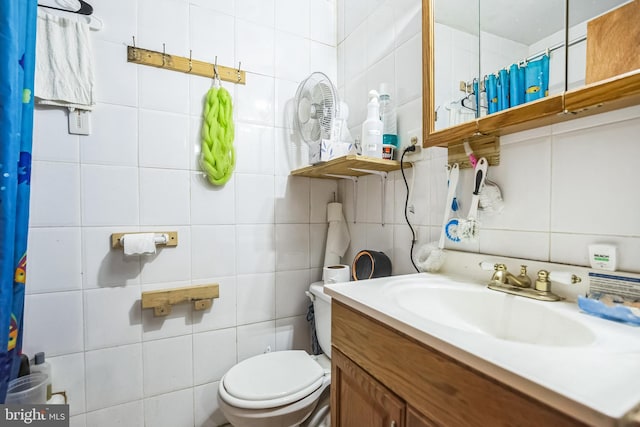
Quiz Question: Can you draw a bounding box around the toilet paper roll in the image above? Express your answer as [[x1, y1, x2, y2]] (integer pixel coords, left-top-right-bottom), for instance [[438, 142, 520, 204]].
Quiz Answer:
[[327, 202, 344, 222], [123, 233, 157, 255], [323, 264, 351, 284], [324, 202, 350, 268], [47, 394, 66, 405]]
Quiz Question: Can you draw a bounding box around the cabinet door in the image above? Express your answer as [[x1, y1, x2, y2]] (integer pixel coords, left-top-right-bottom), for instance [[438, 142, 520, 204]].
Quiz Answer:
[[331, 347, 405, 427], [406, 406, 440, 427]]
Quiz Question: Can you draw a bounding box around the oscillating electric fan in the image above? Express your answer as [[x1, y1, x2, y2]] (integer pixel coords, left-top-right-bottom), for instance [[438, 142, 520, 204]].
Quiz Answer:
[[293, 72, 350, 164]]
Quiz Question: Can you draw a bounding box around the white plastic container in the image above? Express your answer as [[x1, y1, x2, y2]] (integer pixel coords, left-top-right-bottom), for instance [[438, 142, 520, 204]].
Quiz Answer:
[[361, 90, 383, 158], [5, 373, 48, 404], [379, 83, 398, 154]]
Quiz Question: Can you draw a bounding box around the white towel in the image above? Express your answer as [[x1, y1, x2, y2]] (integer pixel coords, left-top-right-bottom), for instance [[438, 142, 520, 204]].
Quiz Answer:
[[35, 9, 95, 111]]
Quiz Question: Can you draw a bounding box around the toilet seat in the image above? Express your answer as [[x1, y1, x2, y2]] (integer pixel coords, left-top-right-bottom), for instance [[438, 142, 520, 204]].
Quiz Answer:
[[219, 350, 325, 410]]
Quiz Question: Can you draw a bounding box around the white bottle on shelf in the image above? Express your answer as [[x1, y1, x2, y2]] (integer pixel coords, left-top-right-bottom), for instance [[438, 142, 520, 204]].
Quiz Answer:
[[379, 83, 398, 151], [361, 90, 383, 158]]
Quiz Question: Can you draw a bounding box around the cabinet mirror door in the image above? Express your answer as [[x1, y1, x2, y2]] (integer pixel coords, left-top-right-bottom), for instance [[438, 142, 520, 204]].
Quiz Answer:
[[567, 0, 637, 90], [430, 0, 480, 132]]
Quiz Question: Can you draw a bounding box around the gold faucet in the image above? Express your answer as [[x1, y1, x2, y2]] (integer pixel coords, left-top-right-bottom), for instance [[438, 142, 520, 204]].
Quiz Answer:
[[487, 263, 532, 288], [480, 262, 581, 301]]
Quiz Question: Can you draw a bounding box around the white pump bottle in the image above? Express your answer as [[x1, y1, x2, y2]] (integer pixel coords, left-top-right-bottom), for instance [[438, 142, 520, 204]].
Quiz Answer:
[[361, 90, 383, 158]]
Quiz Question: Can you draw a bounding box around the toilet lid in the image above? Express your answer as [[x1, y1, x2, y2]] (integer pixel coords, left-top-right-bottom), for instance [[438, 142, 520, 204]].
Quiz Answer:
[[221, 350, 324, 408]]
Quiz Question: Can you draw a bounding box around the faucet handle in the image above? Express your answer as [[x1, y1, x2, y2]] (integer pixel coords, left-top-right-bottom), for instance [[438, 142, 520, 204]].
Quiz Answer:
[[548, 271, 582, 285]]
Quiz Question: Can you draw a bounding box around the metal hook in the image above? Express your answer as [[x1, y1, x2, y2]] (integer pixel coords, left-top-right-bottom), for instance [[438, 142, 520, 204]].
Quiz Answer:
[[188, 49, 193, 73], [236, 61, 242, 82], [162, 43, 166, 67], [131, 36, 137, 57], [213, 56, 219, 80]]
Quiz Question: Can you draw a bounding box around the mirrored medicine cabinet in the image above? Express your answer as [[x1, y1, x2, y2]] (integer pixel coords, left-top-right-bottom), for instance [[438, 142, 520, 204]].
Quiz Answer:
[[423, 0, 640, 149]]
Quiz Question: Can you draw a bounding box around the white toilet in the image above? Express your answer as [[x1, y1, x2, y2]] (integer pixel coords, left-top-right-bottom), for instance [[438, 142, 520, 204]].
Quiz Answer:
[[218, 281, 332, 427]]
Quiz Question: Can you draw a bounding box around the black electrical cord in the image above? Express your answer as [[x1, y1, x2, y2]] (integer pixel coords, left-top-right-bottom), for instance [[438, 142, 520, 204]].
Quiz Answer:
[[400, 146, 420, 273]]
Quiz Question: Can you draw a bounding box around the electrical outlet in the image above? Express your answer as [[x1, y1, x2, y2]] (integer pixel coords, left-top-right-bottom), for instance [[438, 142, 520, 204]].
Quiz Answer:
[[68, 109, 91, 135], [398, 129, 424, 162], [400, 128, 424, 162]]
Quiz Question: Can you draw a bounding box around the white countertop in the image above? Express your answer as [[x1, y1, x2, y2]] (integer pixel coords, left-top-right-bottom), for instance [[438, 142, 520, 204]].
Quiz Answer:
[[325, 272, 640, 426]]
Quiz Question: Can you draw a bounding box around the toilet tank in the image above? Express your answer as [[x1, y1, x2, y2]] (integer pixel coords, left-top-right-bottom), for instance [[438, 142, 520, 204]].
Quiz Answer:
[[309, 282, 332, 359]]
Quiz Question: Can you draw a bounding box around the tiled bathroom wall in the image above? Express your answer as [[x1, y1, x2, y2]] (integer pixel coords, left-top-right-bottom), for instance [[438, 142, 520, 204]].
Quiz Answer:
[[21, 0, 640, 425], [25, 0, 337, 425], [338, 0, 640, 276]]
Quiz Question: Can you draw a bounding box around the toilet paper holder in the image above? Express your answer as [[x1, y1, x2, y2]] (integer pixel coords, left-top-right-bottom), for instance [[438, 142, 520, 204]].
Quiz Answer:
[[111, 231, 178, 249]]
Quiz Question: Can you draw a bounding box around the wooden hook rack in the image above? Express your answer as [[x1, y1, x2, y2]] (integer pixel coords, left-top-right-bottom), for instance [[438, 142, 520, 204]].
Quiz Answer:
[[127, 45, 246, 85], [448, 134, 500, 169], [141, 284, 220, 317]]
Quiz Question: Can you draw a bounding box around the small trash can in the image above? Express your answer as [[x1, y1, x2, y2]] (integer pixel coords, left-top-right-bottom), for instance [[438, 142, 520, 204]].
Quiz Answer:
[[5, 373, 48, 404]]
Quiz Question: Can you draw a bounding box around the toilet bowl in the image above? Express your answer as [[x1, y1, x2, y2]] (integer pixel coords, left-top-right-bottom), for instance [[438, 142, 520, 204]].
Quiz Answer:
[[218, 282, 332, 427]]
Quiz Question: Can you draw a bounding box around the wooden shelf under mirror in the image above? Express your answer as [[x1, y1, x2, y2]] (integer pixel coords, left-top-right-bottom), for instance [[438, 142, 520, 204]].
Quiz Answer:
[[564, 70, 640, 115], [290, 155, 410, 179]]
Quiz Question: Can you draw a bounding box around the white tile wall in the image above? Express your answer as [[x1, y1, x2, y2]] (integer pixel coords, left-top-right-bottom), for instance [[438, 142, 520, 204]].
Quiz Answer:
[[81, 165, 139, 226], [193, 328, 237, 385], [194, 381, 227, 427], [143, 335, 193, 397], [48, 353, 86, 415], [85, 344, 143, 411], [27, 1, 640, 425], [85, 401, 144, 427], [275, 32, 310, 83], [82, 104, 138, 166], [30, 161, 81, 227], [32, 107, 79, 162], [84, 286, 142, 350], [236, 320, 276, 362], [28, 4, 333, 421], [144, 389, 195, 427], [139, 169, 191, 225], [26, 227, 82, 294], [23, 292, 84, 357], [236, 273, 276, 325], [139, 110, 190, 169]]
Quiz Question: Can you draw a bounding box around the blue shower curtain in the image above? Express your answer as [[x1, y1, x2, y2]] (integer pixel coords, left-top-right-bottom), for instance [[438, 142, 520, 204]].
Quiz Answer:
[[0, 0, 37, 402]]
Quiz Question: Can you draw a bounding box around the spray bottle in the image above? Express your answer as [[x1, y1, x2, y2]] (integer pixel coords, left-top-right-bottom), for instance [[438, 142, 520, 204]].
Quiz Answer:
[[361, 90, 383, 158]]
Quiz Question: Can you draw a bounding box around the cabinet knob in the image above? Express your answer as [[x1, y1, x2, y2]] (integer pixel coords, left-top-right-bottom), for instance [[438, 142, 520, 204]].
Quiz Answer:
[[391, 421, 397, 427]]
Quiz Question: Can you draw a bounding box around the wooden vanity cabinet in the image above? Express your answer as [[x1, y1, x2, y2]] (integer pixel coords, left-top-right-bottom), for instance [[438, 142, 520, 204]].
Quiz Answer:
[[331, 347, 405, 427], [330, 300, 588, 427]]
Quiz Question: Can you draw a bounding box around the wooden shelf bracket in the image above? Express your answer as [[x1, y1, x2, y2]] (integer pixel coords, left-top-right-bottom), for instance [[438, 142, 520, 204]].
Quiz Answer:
[[324, 174, 358, 224], [351, 168, 388, 226], [141, 284, 220, 317]]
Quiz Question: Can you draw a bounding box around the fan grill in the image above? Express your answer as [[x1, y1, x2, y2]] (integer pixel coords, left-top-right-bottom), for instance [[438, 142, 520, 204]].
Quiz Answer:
[[294, 72, 338, 145]]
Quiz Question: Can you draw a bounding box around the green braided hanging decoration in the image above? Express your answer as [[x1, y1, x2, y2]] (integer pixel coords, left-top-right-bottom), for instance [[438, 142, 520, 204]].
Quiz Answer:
[[200, 86, 235, 185]]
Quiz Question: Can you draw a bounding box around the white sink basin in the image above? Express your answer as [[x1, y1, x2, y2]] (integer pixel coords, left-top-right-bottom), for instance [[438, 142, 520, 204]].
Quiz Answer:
[[384, 282, 596, 347], [325, 270, 640, 422]]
